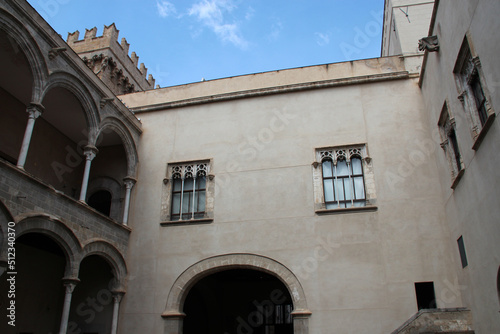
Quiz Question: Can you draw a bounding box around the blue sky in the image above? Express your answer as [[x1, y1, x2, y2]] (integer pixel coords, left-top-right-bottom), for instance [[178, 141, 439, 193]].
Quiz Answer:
[[27, 0, 385, 87]]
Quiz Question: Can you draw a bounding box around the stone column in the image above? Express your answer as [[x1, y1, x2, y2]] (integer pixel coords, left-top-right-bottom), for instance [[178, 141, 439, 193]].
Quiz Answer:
[[111, 292, 124, 334], [79, 145, 99, 202], [17, 103, 44, 169], [58, 278, 79, 334], [161, 312, 185, 334], [291, 309, 312, 334], [122, 176, 137, 225]]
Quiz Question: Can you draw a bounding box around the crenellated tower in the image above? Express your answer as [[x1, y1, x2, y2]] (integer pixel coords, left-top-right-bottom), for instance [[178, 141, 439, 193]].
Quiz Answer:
[[67, 23, 156, 95]]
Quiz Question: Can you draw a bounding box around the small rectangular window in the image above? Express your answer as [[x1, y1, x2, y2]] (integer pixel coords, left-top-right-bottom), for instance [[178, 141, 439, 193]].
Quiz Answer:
[[414, 282, 436, 310], [457, 236, 468, 268]]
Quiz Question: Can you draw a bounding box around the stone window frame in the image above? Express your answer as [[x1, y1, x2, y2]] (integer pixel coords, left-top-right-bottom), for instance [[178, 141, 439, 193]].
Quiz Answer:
[[454, 34, 496, 150], [160, 159, 215, 225], [438, 101, 465, 189], [312, 144, 377, 214]]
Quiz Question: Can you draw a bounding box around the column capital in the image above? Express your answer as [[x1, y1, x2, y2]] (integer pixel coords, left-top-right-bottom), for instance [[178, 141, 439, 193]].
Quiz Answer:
[[83, 145, 99, 161], [112, 291, 125, 303], [123, 176, 137, 188], [62, 277, 80, 293], [27, 102, 45, 119]]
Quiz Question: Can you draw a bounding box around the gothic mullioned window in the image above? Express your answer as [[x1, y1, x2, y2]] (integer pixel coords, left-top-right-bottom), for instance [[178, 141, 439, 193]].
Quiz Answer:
[[454, 36, 495, 149], [161, 160, 214, 223], [312, 145, 376, 212], [438, 102, 464, 189], [320, 148, 365, 208], [171, 163, 208, 220]]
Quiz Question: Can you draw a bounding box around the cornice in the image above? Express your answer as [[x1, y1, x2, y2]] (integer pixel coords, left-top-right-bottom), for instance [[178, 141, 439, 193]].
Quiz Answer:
[[131, 71, 410, 113]]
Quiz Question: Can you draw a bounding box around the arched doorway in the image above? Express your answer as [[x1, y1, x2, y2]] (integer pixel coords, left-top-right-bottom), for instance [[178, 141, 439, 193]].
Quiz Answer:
[[68, 255, 115, 334], [0, 233, 66, 334], [162, 254, 311, 334], [88, 189, 113, 216], [31, 85, 90, 198], [184, 269, 294, 334]]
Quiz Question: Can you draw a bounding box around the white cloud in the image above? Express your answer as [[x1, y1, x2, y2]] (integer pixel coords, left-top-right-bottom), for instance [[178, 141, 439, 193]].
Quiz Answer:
[[157, 1, 176, 18], [245, 6, 255, 21], [189, 0, 248, 49], [267, 19, 283, 42], [315, 32, 330, 46]]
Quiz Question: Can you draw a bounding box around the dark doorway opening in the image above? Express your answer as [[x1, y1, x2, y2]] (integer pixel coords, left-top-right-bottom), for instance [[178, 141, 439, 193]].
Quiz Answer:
[[88, 190, 112, 216], [415, 281, 436, 310], [183, 269, 294, 334], [0, 233, 66, 334], [69, 255, 115, 334]]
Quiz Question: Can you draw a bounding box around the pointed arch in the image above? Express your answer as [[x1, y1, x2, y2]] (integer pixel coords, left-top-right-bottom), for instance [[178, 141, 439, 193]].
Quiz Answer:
[[81, 239, 128, 290], [43, 71, 100, 141], [0, 8, 47, 102], [162, 253, 311, 334], [15, 213, 82, 278], [98, 116, 139, 176]]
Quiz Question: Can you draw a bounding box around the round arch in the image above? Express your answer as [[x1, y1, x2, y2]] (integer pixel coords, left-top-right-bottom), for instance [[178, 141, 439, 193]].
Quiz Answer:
[[87, 176, 123, 220], [98, 117, 139, 176], [15, 214, 82, 278], [81, 239, 128, 291], [162, 253, 311, 334], [0, 8, 47, 102], [42, 71, 100, 141]]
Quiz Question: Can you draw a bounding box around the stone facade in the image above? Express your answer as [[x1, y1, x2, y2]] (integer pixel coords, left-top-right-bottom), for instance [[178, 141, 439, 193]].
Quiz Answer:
[[0, 0, 141, 332], [419, 1, 500, 333], [0, 0, 499, 334]]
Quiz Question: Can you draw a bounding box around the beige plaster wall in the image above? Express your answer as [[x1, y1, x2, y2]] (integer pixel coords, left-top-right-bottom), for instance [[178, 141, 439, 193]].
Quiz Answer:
[[420, 0, 500, 333], [119, 56, 408, 109], [122, 62, 461, 333], [382, 0, 435, 56]]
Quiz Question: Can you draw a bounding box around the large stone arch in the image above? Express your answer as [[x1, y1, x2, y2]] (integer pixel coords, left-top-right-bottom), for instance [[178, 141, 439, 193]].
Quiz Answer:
[[81, 239, 128, 291], [42, 71, 100, 141], [0, 8, 47, 102], [15, 213, 82, 278], [99, 117, 139, 176], [162, 253, 311, 334]]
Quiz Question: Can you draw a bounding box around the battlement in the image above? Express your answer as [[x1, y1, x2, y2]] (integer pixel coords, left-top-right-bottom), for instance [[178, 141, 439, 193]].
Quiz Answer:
[[67, 23, 156, 94]]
